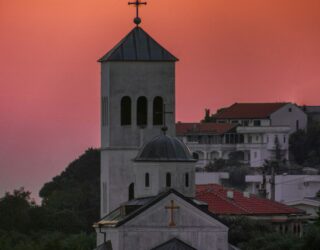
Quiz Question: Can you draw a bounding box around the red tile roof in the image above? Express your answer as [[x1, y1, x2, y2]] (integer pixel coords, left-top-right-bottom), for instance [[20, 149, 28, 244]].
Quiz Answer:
[[176, 123, 236, 136], [196, 184, 304, 215], [213, 103, 288, 119]]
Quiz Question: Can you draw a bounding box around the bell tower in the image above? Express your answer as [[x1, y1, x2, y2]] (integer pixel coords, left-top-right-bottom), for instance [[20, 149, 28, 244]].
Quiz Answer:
[[99, 10, 178, 215]]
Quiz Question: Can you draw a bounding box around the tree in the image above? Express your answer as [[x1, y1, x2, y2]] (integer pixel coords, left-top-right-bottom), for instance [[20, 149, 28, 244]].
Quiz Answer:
[[0, 187, 34, 233], [219, 216, 273, 246], [290, 121, 320, 168], [39, 148, 100, 233]]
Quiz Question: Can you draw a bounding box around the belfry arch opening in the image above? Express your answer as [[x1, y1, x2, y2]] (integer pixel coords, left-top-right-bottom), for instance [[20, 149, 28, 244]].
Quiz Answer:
[[153, 96, 163, 125], [121, 96, 132, 125], [137, 96, 148, 126], [145, 173, 150, 187], [128, 183, 134, 201]]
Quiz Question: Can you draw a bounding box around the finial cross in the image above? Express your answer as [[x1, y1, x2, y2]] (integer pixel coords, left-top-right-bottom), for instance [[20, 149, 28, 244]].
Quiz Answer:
[[128, 0, 147, 25], [161, 104, 174, 134], [165, 200, 180, 227]]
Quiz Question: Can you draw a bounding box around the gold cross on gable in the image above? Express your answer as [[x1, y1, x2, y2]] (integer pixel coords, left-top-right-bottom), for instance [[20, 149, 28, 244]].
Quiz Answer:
[[128, 0, 147, 25], [165, 200, 180, 227]]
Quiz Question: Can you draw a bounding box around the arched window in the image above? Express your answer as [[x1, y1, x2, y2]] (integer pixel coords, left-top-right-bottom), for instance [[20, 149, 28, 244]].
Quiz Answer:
[[121, 96, 131, 125], [145, 173, 150, 187], [166, 173, 171, 187], [128, 183, 134, 201], [137, 96, 148, 126], [153, 96, 163, 125], [185, 173, 189, 187]]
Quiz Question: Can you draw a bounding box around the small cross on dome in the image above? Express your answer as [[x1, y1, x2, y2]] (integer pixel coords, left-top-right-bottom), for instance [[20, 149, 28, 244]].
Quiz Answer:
[[128, 0, 147, 25]]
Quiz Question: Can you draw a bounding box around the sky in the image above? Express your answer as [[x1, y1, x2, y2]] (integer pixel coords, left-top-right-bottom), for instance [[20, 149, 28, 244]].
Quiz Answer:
[[1, 0, 320, 200]]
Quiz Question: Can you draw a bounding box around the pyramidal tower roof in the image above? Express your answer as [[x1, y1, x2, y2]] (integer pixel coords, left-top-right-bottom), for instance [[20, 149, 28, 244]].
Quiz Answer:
[[98, 26, 178, 62]]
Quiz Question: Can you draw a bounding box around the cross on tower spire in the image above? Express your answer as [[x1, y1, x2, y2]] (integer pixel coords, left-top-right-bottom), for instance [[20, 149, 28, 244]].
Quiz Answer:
[[128, 0, 147, 26]]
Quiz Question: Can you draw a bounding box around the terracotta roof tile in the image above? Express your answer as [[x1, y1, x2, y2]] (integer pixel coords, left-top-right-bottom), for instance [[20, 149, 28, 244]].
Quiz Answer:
[[176, 123, 236, 136], [196, 184, 304, 215], [213, 103, 288, 119]]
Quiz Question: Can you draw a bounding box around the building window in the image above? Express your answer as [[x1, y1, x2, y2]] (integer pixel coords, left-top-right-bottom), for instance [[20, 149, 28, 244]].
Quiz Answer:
[[296, 120, 300, 130], [243, 120, 249, 126], [289, 108, 292, 112], [254, 151, 257, 158], [283, 136, 286, 143], [153, 96, 163, 125], [128, 183, 134, 201], [248, 135, 252, 143], [166, 173, 171, 187], [145, 173, 150, 187], [185, 173, 189, 187], [137, 96, 148, 126], [121, 96, 131, 125], [253, 120, 261, 126]]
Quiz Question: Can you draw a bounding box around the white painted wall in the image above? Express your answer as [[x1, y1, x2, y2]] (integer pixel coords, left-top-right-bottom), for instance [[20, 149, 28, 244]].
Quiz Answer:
[[196, 172, 229, 185], [270, 103, 307, 133], [245, 175, 320, 202]]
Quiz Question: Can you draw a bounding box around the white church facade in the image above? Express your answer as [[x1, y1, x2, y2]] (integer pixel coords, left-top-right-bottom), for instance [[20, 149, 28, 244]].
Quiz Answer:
[[94, 2, 231, 249]]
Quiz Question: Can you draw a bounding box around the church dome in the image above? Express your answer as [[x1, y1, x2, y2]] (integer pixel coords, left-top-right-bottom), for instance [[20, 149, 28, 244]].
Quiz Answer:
[[135, 134, 196, 162]]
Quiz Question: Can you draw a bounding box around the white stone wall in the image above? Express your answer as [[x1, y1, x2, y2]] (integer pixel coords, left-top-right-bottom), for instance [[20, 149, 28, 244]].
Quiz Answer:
[[100, 61, 176, 215], [133, 162, 195, 198], [270, 103, 307, 133], [182, 126, 290, 168], [245, 175, 320, 202], [98, 193, 229, 250], [196, 172, 229, 185]]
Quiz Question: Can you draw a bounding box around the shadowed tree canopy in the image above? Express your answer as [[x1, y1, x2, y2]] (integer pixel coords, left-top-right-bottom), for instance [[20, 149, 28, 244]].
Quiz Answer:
[[39, 148, 100, 232]]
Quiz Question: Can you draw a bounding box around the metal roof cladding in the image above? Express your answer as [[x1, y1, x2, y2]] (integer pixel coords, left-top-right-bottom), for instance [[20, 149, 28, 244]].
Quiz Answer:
[[135, 134, 196, 162], [98, 26, 178, 62]]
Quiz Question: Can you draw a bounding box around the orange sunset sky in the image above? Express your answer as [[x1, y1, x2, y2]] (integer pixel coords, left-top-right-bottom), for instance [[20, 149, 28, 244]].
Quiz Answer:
[[1, 0, 320, 199]]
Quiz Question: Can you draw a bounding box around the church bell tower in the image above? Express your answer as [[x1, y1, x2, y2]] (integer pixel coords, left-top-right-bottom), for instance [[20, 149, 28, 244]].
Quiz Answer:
[[99, 1, 178, 216]]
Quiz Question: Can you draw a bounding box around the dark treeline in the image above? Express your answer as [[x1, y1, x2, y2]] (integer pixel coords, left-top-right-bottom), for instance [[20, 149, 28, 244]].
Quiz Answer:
[[1, 147, 320, 249], [0, 148, 99, 250]]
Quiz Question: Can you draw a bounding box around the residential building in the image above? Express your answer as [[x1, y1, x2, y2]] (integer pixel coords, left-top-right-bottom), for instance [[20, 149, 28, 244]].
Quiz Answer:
[[196, 184, 306, 236], [177, 122, 290, 168], [246, 175, 320, 219], [212, 102, 307, 133]]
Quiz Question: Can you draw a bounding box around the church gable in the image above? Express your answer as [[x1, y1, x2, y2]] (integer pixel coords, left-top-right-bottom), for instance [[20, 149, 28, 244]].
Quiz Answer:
[[122, 191, 228, 230]]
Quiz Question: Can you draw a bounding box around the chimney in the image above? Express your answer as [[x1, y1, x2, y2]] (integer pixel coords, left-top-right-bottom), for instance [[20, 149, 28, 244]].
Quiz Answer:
[[227, 190, 234, 199]]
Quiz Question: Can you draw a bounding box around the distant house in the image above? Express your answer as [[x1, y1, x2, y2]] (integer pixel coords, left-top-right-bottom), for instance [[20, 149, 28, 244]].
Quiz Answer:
[[176, 102, 307, 168], [212, 102, 307, 133], [176, 122, 290, 168], [196, 184, 306, 236], [246, 175, 320, 219]]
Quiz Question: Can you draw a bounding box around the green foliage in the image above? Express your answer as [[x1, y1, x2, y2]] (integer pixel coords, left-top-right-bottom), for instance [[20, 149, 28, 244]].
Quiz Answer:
[[301, 224, 320, 250], [228, 166, 249, 190], [201, 108, 215, 123], [39, 148, 100, 233], [204, 159, 227, 172], [290, 122, 320, 168], [241, 232, 301, 250], [0, 148, 100, 250], [0, 231, 95, 250], [220, 216, 273, 246], [0, 187, 34, 233]]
